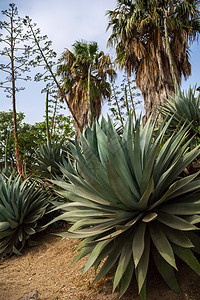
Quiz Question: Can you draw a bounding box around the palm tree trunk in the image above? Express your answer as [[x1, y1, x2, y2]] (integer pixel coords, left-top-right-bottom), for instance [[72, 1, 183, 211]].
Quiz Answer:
[[142, 84, 173, 124]]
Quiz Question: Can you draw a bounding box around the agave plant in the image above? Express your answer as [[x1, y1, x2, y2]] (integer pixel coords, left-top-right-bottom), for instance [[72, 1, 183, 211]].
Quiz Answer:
[[0, 166, 15, 179], [35, 138, 72, 178], [0, 175, 50, 256], [50, 116, 200, 299], [160, 87, 200, 135]]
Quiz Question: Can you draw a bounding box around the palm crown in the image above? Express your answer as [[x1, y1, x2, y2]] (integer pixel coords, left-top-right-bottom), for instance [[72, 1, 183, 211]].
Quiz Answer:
[[107, 0, 200, 120], [57, 41, 116, 131]]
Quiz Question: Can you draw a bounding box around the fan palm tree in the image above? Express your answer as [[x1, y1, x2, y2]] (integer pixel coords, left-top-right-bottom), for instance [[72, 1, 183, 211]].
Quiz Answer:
[[57, 41, 116, 133], [107, 0, 200, 122]]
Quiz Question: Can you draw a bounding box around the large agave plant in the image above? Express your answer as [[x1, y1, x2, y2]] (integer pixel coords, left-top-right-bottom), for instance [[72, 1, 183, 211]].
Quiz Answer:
[[160, 87, 200, 134], [50, 116, 200, 299], [0, 175, 50, 256]]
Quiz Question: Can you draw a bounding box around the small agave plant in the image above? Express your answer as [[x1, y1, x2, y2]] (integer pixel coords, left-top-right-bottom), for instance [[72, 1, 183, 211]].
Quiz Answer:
[[160, 87, 200, 134], [35, 138, 71, 178], [0, 175, 50, 256], [50, 116, 200, 299]]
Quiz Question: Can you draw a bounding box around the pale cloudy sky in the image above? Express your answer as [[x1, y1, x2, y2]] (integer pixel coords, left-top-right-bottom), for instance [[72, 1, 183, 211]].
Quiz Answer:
[[0, 0, 199, 124]]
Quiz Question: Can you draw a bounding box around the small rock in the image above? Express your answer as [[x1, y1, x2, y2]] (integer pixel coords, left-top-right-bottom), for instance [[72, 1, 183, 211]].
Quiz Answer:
[[18, 290, 39, 300]]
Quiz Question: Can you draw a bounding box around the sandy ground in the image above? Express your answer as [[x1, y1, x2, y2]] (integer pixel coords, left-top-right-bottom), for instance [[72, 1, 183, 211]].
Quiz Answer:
[[0, 227, 200, 300]]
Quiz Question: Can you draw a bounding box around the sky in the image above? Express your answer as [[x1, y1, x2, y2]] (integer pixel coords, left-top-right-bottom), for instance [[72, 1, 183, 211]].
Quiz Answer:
[[0, 0, 199, 124]]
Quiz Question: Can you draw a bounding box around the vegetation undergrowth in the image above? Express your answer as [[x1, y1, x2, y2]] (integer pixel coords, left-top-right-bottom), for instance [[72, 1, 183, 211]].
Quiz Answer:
[[0, 174, 53, 256], [35, 138, 71, 179]]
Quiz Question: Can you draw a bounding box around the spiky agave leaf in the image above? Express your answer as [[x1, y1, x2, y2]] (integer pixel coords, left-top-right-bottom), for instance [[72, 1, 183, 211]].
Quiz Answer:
[[160, 87, 200, 135], [50, 115, 200, 299], [0, 166, 16, 179], [35, 138, 72, 178], [0, 175, 50, 256]]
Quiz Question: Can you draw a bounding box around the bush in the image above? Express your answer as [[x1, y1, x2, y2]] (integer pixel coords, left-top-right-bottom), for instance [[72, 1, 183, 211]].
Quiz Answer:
[[0, 175, 51, 256], [50, 116, 200, 299], [160, 87, 200, 146], [34, 138, 72, 178]]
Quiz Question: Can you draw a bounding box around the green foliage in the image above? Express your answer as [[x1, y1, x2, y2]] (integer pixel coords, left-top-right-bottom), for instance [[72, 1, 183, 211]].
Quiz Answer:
[[0, 166, 16, 179], [160, 87, 200, 145], [50, 116, 200, 299], [0, 175, 50, 256], [160, 87, 200, 126], [35, 139, 71, 178], [107, 0, 200, 119], [49, 114, 75, 140], [57, 40, 116, 130], [0, 111, 23, 167], [0, 111, 46, 170], [0, 111, 75, 173]]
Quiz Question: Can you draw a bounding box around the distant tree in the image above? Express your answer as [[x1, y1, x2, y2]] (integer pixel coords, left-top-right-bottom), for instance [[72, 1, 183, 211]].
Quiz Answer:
[[0, 3, 32, 175], [57, 40, 116, 132], [0, 111, 23, 169], [0, 110, 74, 172], [107, 0, 200, 121], [49, 114, 75, 140], [0, 111, 45, 170]]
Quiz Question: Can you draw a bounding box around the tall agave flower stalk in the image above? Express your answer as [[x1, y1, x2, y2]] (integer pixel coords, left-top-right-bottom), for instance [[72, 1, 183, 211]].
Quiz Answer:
[[50, 116, 200, 299]]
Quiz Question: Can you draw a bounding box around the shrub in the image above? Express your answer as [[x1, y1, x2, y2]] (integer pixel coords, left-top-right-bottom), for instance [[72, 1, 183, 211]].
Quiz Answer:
[[0, 175, 50, 256], [0, 166, 15, 178], [35, 138, 72, 178], [160, 87, 200, 144], [50, 116, 200, 299]]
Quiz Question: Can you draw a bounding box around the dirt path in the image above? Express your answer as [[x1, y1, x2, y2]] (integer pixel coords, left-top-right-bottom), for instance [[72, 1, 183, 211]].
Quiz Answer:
[[0, 228, 200, 300]]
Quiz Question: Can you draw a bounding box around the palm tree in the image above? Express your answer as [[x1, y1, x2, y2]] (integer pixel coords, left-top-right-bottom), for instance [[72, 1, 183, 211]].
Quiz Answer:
[[107, 0, 200, 121], [57, 41, 116, 132]]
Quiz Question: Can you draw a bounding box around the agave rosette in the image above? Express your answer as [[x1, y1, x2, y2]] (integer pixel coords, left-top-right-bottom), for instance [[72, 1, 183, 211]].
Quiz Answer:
[[0, 176, 49, 256], [35, 138, 70, 178], [160, 87, 200, 131], [51, 116, 200, 299]]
